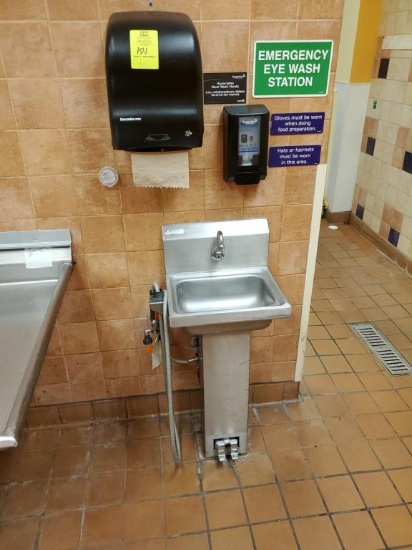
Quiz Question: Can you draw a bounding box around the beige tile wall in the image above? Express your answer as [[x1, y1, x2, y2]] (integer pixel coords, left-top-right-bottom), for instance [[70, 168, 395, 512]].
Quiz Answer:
[[0, 0, 343, 407], [353, 0, 412, 260]]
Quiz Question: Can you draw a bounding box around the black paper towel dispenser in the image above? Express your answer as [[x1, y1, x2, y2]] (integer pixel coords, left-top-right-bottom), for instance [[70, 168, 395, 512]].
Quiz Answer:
[[105, 11, 204, 151]]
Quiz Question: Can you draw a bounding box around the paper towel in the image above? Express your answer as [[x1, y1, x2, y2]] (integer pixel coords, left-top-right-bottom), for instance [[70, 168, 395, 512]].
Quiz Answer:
[[131, 150, 189, 188]]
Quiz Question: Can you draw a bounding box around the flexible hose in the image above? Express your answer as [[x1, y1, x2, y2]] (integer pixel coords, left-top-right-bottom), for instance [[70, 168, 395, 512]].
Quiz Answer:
[[158, 288, 182, 466]]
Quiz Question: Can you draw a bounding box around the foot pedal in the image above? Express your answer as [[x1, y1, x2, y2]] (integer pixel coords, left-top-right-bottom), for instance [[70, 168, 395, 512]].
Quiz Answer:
[[214, 438, 240, 462], [229, 438, 239, 460], [215, 440, 227, 462]]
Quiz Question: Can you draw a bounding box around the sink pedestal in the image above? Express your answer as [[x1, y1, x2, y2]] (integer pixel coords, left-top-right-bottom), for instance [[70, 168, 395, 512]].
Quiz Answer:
[[203, 331, 250, 457]]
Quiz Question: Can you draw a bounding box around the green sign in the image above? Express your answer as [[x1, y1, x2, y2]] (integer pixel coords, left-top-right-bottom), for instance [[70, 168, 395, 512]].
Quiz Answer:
[[253, 40, 333, 98]]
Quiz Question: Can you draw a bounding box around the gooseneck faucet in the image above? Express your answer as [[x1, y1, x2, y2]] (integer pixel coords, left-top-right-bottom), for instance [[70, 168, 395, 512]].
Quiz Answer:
[[211, 230, 225, 261]]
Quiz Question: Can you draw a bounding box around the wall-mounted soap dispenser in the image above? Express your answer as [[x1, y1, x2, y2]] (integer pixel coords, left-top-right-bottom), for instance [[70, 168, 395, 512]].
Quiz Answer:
[[223, 105, 269, 184], [105, 11, 204, 151]]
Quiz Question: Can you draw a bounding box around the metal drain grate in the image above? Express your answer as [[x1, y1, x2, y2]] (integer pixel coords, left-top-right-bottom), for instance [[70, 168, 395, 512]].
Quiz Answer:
[[350, 323, 412, 376]]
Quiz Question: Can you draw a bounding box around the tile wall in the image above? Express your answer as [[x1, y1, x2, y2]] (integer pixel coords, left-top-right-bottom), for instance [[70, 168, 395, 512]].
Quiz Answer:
[[0, 0, 343, 411], [353, 0, 412, 261]]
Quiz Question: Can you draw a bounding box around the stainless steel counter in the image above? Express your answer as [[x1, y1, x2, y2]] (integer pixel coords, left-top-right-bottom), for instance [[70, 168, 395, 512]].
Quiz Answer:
[[0, 230, 72, 449]]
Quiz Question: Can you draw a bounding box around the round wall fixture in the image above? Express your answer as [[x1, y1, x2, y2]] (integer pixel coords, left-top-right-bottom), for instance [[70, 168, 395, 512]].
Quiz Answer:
[[99, 166, 119, 187]]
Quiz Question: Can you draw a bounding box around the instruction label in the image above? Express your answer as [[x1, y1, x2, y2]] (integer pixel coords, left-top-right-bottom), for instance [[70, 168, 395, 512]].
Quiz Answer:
[[268, 145, 321, 167], [130, 30, 159, 70], [203, 73, 247, 104], [271, 112, 325, 135], [253, 40, 333, 97]]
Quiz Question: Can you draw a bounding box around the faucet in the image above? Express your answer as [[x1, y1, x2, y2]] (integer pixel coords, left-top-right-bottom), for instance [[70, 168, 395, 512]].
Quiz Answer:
[[211, 230, 225, 261]]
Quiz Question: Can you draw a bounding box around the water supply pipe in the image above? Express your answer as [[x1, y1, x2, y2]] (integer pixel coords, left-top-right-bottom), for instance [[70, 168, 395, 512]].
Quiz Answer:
[[153, 283, 182, 466]]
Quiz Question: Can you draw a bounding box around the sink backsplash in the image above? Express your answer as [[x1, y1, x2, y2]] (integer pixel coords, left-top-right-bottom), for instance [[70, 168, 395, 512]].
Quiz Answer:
[[163, 219, 270, 274]]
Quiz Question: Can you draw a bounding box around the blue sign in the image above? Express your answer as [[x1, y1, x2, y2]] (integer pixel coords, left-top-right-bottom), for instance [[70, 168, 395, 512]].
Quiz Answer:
[[268, 145, 321, 167], [271, 112, 324, 135]]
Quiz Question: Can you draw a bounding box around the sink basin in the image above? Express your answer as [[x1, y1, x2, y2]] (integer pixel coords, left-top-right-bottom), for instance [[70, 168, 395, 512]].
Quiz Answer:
[[167, 267, 291, 334]]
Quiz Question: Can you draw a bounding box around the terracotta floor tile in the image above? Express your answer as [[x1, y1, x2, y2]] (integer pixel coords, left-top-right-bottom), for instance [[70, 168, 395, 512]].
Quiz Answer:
[[21, 428, 60, 451], [58, 425, 93, 447], [332, 510, 384, 550], [38, 511, 82, 550], [161, 434, 197, 464], [320, 355, 352, 373], [93, 421, 127, 442], [237, 453, 276, 486], [87, 470, 124, 508], [371, 506, 412, 547], [82, 504, 124, 547], [127, 417, 161, 439], [336, 338, 368, 355], [308, 325, 330, 339], [303, 356, 326, 374], [281, 479, 325, 517], [1, 479, 48, 518], [337, 444, 381, 478], [260, 424, 300, 453], [255, 404, 289, 425], [317, 311, 345, 325], [210, 526, 254, 550], [243, 484, 287, 523], [248, 426, 266, 453], [14, 449, 55, 481], [165, 495, 206, 535], [385, 410, 412, 436], [353, 471, 402, 507], [46, 476, 87, 513], [304, 445, 347, 477], [201, 460, 238, 491], [388, 468, 412, 502], [324, 417, 365, 443], [303, 374, 338, 395], [91, 440, 127, 472], [311, 339, 342, 356], [163, 463, 200, 496], [124, 500, 165, 542], [0, 451, 18, 483], [326, 325, 354, 339], [317, 475, 364, 512], [252, 521, 297, 550], [0, 517, 40, 550], [342, 393, 380, 414], [270, 449, 312, 481], [314, 394, 349, 416], [205, 489, 247, 529], [125, 466, 162, 501], [330, 373, 365, 393], [286, 397, 321, 421], [127, 438, 161, 469], [167, 533, 209, 550], [293, 516, 341, 550], [52, 446, 91, 477], [356, 413, 397, 439], [357, 372, 392, 392], [294, 419, 334, 447], [399, 387, 412, 407], [346, 354, 380, 373], [371, 390, 409, 413], [369, 438, 412, 468]]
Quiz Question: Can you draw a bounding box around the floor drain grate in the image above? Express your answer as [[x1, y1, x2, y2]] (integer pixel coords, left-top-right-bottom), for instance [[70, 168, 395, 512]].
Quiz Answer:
[[349, 322, 412, 376]]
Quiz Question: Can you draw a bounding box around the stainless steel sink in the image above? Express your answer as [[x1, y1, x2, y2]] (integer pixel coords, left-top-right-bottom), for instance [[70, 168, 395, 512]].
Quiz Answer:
[[167, 267, 291, 334]]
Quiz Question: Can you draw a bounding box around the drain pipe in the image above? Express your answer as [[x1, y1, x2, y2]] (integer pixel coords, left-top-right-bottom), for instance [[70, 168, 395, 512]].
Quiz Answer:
[[152, 283, 182, 466]]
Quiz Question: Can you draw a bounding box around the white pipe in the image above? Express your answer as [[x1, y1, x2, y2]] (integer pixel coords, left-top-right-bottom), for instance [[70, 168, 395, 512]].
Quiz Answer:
[[158, 289, 181, 466]]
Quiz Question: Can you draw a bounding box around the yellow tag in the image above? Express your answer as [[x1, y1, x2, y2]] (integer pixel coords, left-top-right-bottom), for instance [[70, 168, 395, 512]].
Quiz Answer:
[[130, 30, 159, 70]]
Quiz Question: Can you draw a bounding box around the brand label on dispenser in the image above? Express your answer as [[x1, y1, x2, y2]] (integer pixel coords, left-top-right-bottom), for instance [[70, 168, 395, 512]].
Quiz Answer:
[[130, 30, 159, 70]]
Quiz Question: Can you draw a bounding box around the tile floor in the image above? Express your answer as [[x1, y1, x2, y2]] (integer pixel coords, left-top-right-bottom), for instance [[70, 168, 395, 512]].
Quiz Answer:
[[1, 222, 412, 550]]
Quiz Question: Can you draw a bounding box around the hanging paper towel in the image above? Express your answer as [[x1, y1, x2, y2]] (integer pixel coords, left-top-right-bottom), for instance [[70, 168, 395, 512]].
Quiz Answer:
[[131, 151, 189, 188]]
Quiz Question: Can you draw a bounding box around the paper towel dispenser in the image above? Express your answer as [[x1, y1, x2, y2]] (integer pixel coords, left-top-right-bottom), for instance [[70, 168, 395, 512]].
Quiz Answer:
[[105, 11, 204, 152]]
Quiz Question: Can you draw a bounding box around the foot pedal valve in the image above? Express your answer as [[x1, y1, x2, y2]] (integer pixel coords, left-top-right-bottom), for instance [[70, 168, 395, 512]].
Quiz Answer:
[[215, 438, 239, 462]]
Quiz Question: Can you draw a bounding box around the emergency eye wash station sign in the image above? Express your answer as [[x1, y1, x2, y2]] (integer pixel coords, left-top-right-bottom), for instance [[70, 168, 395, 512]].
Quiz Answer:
[[253, 40, 333, 167]]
